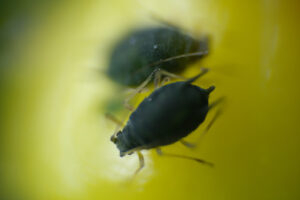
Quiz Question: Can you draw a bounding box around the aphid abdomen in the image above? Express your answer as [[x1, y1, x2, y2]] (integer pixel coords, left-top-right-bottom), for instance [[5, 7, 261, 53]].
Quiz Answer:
[[153, 28, 204, 73], [124, 82, 210, 149], [107, 27, 207, 86]]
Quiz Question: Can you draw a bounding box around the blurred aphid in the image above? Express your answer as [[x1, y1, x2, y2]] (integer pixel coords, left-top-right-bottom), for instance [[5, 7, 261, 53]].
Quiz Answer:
[[108, 68, 220, 175], [107, 26, 208, 86]]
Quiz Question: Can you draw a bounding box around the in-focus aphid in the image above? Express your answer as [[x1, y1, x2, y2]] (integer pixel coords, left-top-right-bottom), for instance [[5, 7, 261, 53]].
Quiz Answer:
[[108, 69, 219, 174], [107, 26, 208, 86]]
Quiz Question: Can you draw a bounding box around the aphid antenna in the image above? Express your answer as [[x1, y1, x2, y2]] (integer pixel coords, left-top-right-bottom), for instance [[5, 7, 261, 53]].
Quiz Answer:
[[147, 51, 209, 68]]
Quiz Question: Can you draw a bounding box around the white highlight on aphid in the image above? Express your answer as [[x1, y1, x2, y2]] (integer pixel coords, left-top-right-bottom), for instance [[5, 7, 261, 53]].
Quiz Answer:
[[98, 116, 153, 184]]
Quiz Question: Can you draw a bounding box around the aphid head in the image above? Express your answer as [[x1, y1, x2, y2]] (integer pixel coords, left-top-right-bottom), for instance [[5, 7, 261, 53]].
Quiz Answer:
[[110, 131, 121, 143], [110, 131, 128, 157]]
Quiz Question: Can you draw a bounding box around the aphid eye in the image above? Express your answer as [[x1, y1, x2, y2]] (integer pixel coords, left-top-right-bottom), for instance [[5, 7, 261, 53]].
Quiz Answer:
[[110, 131, 121, 143], [116, 131, 121, 137], [110, 135, 117, 143]]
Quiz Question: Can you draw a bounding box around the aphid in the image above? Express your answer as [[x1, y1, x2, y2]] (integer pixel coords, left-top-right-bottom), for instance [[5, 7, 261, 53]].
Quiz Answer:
[[109, 69, 218, 174], [107, 26, 208, 86]]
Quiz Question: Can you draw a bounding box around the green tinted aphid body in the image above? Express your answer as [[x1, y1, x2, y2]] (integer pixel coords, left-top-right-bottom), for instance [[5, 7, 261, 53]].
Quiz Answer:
[[114, 80, 215, 157], [108, 26, 208, 86]]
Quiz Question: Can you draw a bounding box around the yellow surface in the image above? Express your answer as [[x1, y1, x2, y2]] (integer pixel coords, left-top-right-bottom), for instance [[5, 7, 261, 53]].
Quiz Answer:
[[0, 0, 299, 199]]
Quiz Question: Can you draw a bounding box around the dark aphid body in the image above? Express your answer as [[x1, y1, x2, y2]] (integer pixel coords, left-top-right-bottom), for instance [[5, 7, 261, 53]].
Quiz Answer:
[[113, 80, 215, 157], [107, 26, 208, 86]]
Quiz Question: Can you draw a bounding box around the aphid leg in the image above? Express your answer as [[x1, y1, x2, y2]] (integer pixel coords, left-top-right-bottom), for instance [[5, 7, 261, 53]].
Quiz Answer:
[[154, 70, 162, 89], [209, 96, 225, 110], [145, 9, 179, 30], [124, 67, 180, 107], [123, 102, 134, 111], [204, 108, 222, 134], [123, 87, 149, 95], [205, 97, 225, 132], [124, 68, 160, 110], [105, 113, 123, 142], [156, 148, 163, 155], [105, 113, 123, 126], [159, 67, 209, 86], [156, 148, 214, 167], [154, 69, 187, 88], [161, 77, 171, 86], [134, 151, 145, 175], [124, 67, 205, 109], [159, 69, 187, 81], [180, 140, 196, 148], [158, 69, 186, 80], [196, 97, 225, 143], [181, 106, 222, 149]]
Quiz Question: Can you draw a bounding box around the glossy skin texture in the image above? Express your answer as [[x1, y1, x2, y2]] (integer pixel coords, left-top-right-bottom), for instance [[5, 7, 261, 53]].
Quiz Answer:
[[114, 81, 213, 156], [107, 26, 208, 86]]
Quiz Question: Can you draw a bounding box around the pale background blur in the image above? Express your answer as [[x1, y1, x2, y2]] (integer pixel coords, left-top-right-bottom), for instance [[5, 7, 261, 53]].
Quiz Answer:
[[0, 0, 299, 200]]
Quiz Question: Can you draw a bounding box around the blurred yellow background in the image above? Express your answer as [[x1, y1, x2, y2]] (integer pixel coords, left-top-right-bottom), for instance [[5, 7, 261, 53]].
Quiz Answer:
[[0, 0, 299, 200]]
